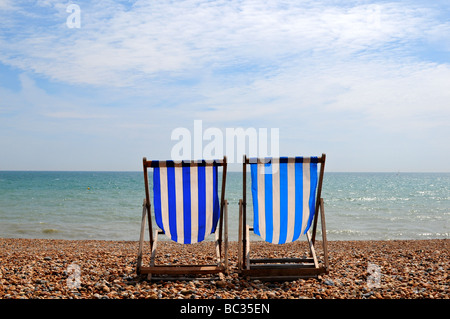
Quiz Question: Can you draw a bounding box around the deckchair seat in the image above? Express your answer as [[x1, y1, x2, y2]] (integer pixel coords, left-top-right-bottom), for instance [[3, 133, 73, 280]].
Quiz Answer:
[[250, 157, 319, 244], [152, 160, 221, 244]]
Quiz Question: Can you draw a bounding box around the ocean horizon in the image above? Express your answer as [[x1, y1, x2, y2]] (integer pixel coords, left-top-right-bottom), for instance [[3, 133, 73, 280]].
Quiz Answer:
[[0, 171, 448, 242]]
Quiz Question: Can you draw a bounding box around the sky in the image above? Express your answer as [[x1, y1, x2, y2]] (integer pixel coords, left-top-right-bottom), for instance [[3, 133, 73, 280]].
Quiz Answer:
[[0, 0, 449, 172]]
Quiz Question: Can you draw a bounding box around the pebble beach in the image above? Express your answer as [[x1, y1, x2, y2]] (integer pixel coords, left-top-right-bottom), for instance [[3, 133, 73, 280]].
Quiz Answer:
[[0, 238, 448, 300]]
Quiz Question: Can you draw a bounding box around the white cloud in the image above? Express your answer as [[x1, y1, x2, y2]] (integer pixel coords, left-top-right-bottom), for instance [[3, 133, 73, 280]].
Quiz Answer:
[[1, 0, 446, 88], [0, 0, 13, 10], [0, 74, 110, 123], [322, 62, 450, 130]]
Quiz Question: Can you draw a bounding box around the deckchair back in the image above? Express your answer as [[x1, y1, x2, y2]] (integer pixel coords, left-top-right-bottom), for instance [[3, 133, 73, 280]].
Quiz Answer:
[[145, 159, 225, 244], [248, 157, 321, 244]]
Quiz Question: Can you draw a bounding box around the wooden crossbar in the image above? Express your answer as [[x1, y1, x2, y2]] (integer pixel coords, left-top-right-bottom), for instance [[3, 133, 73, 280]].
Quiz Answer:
[[143, 159, 227, 168], [139, 265, 225, 275], [250, 258, 315, 264], [249, 264, 316, 269]]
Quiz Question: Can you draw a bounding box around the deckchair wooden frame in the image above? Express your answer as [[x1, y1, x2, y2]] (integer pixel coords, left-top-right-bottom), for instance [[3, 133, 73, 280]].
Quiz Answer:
[[238, 154, 329, 280], [136, 157, 228, 280]]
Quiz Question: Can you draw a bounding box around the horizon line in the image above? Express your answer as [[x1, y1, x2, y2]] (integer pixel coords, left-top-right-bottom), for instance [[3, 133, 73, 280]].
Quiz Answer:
[[1, 170, 449, 174]]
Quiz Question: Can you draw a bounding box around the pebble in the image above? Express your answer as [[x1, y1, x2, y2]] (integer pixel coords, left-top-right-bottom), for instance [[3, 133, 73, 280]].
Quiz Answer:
[[215, 280, 227, 288], [324, 279, 335, 286], [0, 238, 448, 299]]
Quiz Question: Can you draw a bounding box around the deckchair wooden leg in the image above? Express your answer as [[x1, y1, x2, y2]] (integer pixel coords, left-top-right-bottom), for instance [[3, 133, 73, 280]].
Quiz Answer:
[[238, 200, 243, 270], [214, 201, 228, 271], [245, 225, 250, 270], [223, 200, 229, 273], [215, 230, 221, 264], [136, 199, 147, 274], [150, 228, 158, 267], [306, 232, 319, 268], [320, 198, 329, 271], [147, 228, 159, 280]]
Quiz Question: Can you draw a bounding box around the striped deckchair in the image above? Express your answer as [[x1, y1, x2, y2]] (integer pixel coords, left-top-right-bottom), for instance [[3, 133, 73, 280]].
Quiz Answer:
[[238, 154, 329, 280], [136, 157, 228, 280]]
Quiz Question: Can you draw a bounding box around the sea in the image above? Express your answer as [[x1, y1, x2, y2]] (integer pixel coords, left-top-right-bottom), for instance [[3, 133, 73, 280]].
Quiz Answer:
[[0, 171, 448, 242]]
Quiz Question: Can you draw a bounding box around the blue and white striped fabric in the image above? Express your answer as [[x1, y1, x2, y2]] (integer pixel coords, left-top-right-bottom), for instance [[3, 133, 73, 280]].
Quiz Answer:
[[250, 157, 318, 244], [153, 161, 220, 244]]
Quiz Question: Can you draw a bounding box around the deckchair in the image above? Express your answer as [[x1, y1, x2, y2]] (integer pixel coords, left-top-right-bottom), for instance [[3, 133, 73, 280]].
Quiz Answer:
[[238, 154, 329, 280], [136, 157, 228, 280]]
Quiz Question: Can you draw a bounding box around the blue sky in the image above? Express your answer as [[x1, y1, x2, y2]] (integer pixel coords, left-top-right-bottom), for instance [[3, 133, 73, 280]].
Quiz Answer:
[[0, 0, 449, 172]]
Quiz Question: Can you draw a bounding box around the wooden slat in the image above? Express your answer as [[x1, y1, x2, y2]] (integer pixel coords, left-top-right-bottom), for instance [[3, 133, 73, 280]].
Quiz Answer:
[[143, 159, 226, 168], [140, 265, 224, 275], [147, 276, 220, 281], [250, 258, 314, 264], [250, 264, 316, 270], [249, 276, 319, 281], [245, 155, 326, 164]]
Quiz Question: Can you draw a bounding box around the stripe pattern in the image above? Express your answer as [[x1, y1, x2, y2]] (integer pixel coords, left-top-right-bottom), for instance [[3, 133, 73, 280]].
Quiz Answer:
[[250, 157, 318, 244], [153, 161, 220, 244]]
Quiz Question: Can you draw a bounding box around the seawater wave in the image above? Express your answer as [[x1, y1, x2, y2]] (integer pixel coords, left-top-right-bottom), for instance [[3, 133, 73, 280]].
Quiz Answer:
[[0, 171, 448, 241]]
